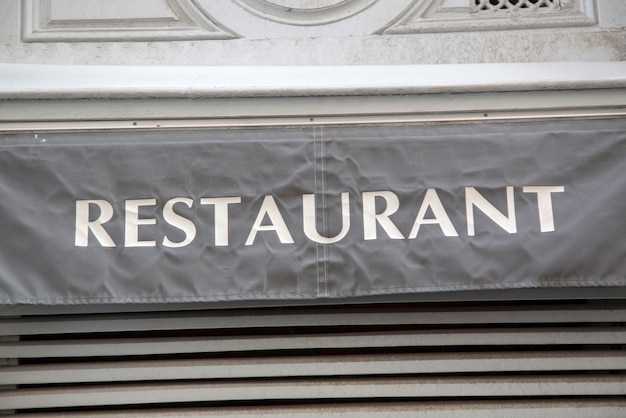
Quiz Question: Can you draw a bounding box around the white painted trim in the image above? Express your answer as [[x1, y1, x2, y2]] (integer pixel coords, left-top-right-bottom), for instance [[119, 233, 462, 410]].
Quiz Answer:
[[1, 62, 624, 130], [1, 62, 625, 100]]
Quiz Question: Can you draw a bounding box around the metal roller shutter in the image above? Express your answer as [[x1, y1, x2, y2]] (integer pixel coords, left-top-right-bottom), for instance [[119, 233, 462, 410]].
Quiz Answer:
[[1, 300, 625, 416]]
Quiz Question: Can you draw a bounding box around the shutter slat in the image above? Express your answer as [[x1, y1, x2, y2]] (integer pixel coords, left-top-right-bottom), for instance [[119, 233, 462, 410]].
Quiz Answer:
[[2, 351, 625, 385], [2, 301, 624, 414], [12, 400, 626, 418], [3, 327, 623, 358], [3, 376, 626, 410], [2, 305, 624, 336]]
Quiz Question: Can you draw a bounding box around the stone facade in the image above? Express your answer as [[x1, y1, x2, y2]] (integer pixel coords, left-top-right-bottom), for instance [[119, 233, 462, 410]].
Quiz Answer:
[[1, 0, 624, 65]]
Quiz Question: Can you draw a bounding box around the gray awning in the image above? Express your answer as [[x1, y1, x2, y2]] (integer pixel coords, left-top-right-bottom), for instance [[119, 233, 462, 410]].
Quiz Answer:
[[0, 118, 624, 304]]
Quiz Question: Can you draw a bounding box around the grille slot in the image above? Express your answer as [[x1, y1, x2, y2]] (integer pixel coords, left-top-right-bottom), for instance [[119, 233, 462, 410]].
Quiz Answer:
[[1, 300, 625, 415]]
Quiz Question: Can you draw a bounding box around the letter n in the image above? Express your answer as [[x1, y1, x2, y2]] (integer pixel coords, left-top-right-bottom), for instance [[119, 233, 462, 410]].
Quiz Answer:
[[465, 186, 517, 236]]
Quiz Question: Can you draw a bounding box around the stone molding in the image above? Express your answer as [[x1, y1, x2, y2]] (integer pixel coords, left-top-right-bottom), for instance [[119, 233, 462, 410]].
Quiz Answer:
[[21, 0, 598, 42]]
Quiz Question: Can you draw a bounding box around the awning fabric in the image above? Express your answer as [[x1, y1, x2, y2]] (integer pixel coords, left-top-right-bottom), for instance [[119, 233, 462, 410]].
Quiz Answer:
[[0, 119, 624, 304]]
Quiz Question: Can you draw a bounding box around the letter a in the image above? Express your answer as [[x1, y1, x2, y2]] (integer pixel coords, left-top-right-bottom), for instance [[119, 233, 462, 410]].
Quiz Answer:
[[409, 189, 458, 238], [245, 196, 295, 245]]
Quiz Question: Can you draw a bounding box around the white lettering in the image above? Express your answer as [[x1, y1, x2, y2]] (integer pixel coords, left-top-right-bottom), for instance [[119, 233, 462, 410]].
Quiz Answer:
[[200, 196, 242, 246], [245, 195, 294, 245], [466, 186, 517, 236], [409, 188, 459, 238], [76, 183, 564, 247], [522, 185, 565, 232], [362, 191, 405, 240], [162, 197, 196, 248], [302, 192, 350, 244], [75, 200, 116, 247], [125, 199, 157, 247]]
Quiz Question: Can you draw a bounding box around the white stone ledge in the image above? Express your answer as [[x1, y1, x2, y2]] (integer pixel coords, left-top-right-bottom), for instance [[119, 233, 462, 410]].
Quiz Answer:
[[2, 62, 626, 100]]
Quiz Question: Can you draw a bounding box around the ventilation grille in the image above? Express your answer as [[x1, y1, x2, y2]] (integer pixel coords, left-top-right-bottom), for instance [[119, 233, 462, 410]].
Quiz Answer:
[[1, 300, 625, 416], [473, 0, 560, 11]]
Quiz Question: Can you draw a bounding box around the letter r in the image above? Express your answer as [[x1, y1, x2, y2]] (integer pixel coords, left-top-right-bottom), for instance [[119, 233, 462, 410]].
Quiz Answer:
[[75, 200, 116, 247]]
